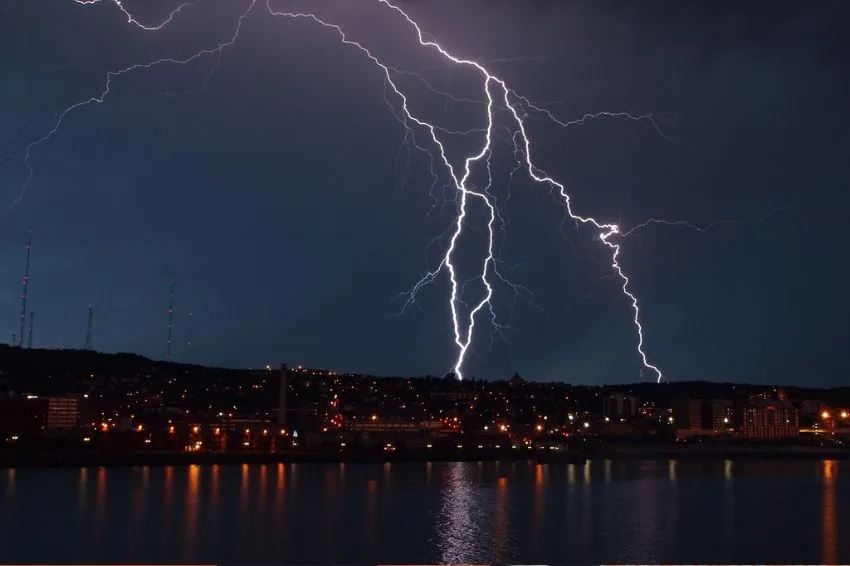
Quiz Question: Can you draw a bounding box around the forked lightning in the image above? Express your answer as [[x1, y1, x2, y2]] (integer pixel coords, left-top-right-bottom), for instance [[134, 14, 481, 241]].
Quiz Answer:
[[9, 0, 772, 382]]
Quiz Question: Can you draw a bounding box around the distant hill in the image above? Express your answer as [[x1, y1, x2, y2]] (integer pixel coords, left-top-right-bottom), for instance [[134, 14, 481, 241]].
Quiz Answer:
[[0, 344, 847, 404]]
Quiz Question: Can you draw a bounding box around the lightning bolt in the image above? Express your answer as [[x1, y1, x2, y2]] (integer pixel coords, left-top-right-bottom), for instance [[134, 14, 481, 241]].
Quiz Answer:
[[9, 0, 679, 382], [5, 0, 258, 215], [620, 206, 794, 238]]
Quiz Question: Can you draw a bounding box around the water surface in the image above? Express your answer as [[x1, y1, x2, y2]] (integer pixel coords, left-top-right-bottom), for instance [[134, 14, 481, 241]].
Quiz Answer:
[[1, 459, 847, 564]]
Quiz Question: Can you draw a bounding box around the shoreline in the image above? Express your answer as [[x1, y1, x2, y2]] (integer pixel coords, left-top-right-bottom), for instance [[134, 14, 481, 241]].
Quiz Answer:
[[2, 446, 850, 468]]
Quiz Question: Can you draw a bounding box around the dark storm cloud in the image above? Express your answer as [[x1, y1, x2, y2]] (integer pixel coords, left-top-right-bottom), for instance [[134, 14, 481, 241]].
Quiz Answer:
[[0, 0, 847, 385]]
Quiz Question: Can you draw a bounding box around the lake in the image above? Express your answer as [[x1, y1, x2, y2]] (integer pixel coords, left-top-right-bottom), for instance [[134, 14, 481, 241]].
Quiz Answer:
[[0, 459, 846, 564]]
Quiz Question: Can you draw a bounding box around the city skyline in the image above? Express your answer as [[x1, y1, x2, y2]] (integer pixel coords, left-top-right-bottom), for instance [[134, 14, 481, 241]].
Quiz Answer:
[[1, 1, 848, 385]]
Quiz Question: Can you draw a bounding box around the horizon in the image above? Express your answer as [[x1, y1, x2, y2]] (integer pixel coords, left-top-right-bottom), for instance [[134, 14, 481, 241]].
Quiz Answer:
[[2, 343, 847, 392]]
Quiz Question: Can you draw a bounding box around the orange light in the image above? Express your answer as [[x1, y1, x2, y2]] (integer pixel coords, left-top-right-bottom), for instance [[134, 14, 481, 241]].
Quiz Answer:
[[244, 428, 250, 435], [136, 424, 143, 432], [214, 428, 221, 435], [262, 429, 268, 435], [371, 415, 377, 421], [841, 411, 849, 419], [822, 411, 830, 419], [535, 424, 543, 431], [192, 426, 199, 434], [169, 426, 175, 434]]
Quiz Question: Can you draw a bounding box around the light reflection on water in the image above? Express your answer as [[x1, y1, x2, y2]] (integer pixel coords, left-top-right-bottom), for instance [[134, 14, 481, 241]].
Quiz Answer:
[[0, 459, 847, 564], [822, 460, 837, 565]]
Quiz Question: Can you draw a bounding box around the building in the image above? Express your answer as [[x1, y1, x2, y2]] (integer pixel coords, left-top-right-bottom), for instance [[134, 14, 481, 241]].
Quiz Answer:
[[737, 400, 799, 439], [46, 396, 79, 429], [603, 393, 639, 420], [672, 397, 733, 439]]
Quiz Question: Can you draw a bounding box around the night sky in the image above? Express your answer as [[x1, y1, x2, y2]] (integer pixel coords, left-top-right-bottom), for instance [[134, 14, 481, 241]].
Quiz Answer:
[[1, 0, 848, 385]]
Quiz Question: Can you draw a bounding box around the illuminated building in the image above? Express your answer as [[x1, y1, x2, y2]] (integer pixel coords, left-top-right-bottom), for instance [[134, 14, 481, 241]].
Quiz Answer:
[[46, 397, 79, 429], [737, 400, 799, 439]]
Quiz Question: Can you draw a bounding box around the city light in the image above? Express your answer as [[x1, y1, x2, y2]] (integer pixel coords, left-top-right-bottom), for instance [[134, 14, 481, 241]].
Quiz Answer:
[[822, 411, 830, 419]]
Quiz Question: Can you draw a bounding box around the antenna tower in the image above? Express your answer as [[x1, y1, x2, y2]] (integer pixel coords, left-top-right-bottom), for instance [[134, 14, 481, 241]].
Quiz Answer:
[[166, 280, 174, 360], [17, 231, 32, 347], [27, 311, 33, 349], [186, 311, 193, 361], [61, 311, 68, 349], [84, 305, 93, 350]]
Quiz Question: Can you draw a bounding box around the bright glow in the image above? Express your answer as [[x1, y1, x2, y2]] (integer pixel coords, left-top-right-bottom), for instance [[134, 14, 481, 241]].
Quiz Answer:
[[12, 0, 782, 381], [583, 422, 590, 429], [822, 411, 831, 419]]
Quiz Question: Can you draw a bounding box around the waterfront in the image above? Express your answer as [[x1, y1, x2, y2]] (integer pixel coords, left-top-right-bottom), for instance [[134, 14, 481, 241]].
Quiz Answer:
[[1, 459, 847, 564]]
